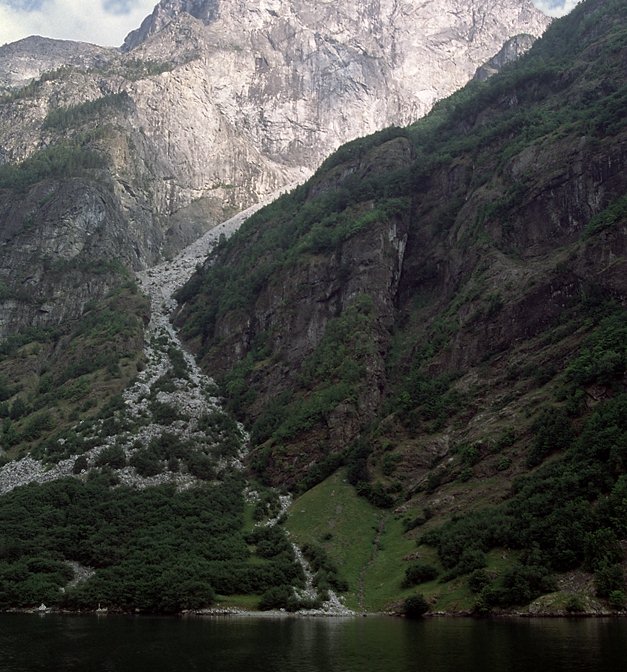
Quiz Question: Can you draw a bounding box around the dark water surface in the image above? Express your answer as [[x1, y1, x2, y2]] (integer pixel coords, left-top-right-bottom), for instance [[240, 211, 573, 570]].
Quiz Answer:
[[1, 614, 625, 672]]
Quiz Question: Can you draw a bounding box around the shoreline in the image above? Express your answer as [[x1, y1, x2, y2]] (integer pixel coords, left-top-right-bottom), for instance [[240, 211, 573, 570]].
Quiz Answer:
[[4, 606, 625, 620]]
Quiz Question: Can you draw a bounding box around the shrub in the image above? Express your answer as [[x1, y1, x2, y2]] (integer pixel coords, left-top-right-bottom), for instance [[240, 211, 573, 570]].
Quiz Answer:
[[0, 143, 105, 191], [150, 401, 180, 425], [248, 526, 292, 559], [565, 595, 585, 613], [73, 455, 89, 474], [402, 563, 438, 588], [21, 411, 54, 440], [608, 590, 625, 610], [168, 347, 189, 379], [403, 594, 429, 618], [402, 512, 429, 532], [42, 93, 130, 130], [444, 549, 487, 579], [595, 563, 625, 598], [95, 445, 127, 469], [357, 481, 396, 509], [302, 543, 349, 592], [468, 569, 491, 594], [583, 528, 623, 571], [498, 563, 556, 606], [186, 453, 215, 481], [566, 313, 626, 387], [9, 398, 29, 420], [527, 408, 573, 468], [252, 491, 281, 521], [129, 449, 163, 477], [258, 585, 293, 611]]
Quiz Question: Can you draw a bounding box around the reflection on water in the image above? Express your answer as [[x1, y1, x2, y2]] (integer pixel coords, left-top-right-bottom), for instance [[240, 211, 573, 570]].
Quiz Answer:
[[1, 614, 626, 672]]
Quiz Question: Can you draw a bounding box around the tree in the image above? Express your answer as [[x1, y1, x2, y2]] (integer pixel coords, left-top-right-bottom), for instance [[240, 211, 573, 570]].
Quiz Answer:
[[402, 563, 438, 588], [95, 445, 127, 469], [403, 594, 429, 618]]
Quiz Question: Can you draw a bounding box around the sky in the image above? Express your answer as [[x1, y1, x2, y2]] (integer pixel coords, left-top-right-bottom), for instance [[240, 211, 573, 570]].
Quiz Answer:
[[0, 0, 157, 47], [0, 0, 584, 49]]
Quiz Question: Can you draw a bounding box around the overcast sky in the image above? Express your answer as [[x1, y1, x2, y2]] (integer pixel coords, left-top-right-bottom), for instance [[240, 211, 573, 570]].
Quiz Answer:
[[0, 1, 584, 49]]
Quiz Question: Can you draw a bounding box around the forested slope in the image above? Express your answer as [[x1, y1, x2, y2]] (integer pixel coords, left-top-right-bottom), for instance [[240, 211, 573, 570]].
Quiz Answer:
[[177, 0, 627, 612]]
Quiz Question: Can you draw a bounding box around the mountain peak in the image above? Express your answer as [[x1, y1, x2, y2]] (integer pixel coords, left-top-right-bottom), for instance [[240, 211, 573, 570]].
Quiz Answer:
[[0, 36, 112, 89], [122, 0, 220, 51], [122, 0, 550, 53]]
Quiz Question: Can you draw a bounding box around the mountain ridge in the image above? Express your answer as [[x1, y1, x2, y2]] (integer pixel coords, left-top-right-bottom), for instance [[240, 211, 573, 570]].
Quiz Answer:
[[0, 0, 549, 338]]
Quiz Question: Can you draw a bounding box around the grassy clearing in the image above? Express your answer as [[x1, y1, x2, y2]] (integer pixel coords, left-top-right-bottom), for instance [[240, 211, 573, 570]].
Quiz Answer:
[[214, 594, 261, 611], [286, 472, 530, 612], [287, 470, 381, 609], [242, 501, 258, 534], [287, 470, 419, 611], [355, 514, 416, 612]]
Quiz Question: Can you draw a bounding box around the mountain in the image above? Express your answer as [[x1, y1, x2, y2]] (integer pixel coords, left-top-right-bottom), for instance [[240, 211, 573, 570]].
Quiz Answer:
[[0, 0, 549, 337], [175, 0, 626, 612], [0, 36, 113, 91], [473, 34, 536, 81], [4, 0, 624, 617]]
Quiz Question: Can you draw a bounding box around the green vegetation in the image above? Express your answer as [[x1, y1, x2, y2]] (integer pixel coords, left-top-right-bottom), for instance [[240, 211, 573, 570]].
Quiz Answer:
[[252, 490, 281, 522], [176, 0, 627, 506], [402, 563, 439, 588], [0, 142, 105, 191], [1, 0, 610, 615], [287, 471, 379, 605], [0, 476, 303, 613], [119, 59, 175, 81], [565, 312, 626, 389], [43, 93, 131, 131], [1, 282, 148, 459], [0, 67, 73, 104], [420, 393, 626, 608], [403, 594, 430, 618], [177, 191, 408, 340], [585, 194, 627, 236], [287, 471, 417, 611], [171, 4, 627, 613], [393, 372, 462, 435], [95, 445, 127, 469], [249, 295, 375, 447], [301, 542, 349, 593]]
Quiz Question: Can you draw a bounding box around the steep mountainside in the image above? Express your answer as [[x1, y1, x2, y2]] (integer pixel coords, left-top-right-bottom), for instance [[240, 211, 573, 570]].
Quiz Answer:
[[0, 36, 112, 90], [473, 34, 536, 81], [176, 0, 626, 612], [0, 0, 549, 337]]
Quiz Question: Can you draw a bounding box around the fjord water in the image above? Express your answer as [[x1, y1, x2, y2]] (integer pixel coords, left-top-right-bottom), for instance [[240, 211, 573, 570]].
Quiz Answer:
[[1, 615, 625, 672]]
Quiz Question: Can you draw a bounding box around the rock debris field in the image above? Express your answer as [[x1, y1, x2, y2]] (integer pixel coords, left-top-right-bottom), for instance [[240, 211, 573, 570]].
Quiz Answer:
[[0, 197, 273, 496], [0, 189, 353, 615]]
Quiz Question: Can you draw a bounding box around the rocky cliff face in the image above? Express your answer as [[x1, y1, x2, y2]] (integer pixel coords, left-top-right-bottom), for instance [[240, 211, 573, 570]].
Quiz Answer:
[[123, 0, 550, 168], [175, 0, 626, 489], [0, 0, 549, 336], [0, 36, 113, 90], [473, 33, 537, 81]]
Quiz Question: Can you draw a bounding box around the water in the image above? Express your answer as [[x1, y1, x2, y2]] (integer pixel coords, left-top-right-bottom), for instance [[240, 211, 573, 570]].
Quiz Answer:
[[1, 614, 625, 672]]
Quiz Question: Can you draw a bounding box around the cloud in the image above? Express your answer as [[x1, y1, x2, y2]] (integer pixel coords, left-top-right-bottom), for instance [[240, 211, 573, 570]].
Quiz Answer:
[[531, 0, 584, 17], [0, 0, 157, 47]]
